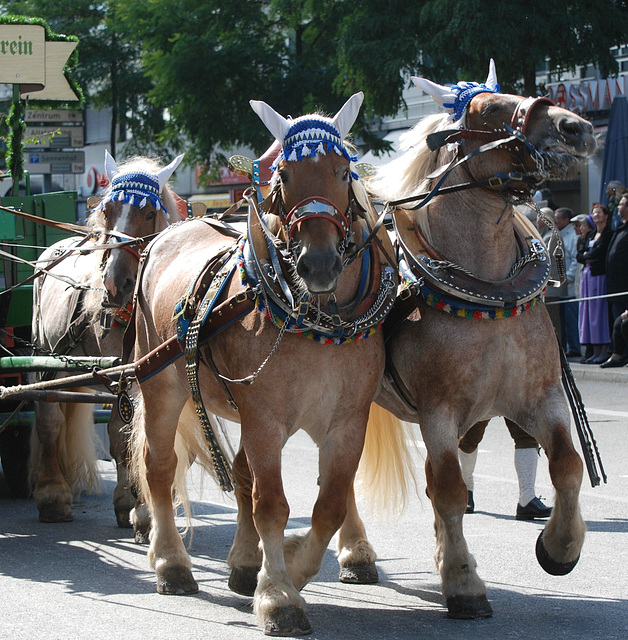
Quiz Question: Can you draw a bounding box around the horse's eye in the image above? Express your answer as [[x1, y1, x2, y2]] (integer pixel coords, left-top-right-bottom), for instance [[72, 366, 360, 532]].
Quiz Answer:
[[279, 169, 289, 184], [146, 211, 156, 221]]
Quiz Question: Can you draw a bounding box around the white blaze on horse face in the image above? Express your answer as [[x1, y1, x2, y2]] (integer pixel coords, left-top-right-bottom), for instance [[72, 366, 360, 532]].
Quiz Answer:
[[102, 202, 133, 299]]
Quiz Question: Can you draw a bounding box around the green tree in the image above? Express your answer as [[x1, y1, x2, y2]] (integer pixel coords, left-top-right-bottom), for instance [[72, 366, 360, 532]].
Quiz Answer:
[[417, 0, 628, 95], [3, 0, 157, 157]]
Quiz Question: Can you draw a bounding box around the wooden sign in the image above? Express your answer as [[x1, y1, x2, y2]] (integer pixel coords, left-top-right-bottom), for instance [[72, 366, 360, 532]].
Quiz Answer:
[[25, 151, 85, 174], [0, 23, 79, 101]]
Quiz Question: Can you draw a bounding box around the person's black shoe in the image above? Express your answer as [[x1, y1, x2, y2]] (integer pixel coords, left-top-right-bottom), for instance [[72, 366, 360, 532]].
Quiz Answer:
[[599, 357, 626, 369], [466, 490, 474, 514], [516, 497, 552, 520]]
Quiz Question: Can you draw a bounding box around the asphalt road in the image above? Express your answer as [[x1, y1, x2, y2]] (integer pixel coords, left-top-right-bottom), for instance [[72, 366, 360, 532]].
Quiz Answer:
[[1, 368, 627, 640]]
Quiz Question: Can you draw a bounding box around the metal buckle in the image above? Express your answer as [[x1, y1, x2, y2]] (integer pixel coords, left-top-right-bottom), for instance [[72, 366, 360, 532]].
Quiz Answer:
[[488, 176, 505, 188], [331, 313, 342, 327], [235, 290, 250, 303], [297, 301, 309, 316], [400, 286, 413, 300]]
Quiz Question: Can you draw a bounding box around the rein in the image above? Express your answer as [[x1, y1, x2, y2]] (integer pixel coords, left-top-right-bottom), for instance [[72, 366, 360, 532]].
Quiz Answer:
[[388, 96, 554, 211]]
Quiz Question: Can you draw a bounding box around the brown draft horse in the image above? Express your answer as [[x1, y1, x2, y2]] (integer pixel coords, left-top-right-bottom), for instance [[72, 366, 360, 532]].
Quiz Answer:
[[129, 94, 399, 635], [358, 61, 597, 619], [30, 152, 182, 524]]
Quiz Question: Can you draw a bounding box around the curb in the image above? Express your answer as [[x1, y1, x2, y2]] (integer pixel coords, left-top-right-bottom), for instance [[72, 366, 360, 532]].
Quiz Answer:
[[566, 360, 628, 383]]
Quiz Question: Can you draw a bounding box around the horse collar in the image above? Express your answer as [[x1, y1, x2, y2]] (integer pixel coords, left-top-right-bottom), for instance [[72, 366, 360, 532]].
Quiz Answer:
[[394, 208, 550, 311]]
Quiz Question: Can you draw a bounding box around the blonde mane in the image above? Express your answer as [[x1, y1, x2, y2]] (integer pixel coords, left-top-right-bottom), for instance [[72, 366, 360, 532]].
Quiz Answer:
[[366, 113, 452, 203]]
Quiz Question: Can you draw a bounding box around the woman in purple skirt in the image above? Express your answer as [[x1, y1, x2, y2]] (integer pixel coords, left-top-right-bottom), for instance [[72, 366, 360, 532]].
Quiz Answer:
[[577, 204, 613, 363]]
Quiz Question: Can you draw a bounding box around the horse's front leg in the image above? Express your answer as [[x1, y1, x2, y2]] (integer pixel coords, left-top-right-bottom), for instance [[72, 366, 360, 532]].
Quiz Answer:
[[336, 482, 378, 584], [31, 400, 74, 522], [227, 446, 262, 596], [530, 420, 586, 575], [423, 424, 493, 619], [136, 378, 195, 595], [108, 410, 135, 528], [243, 424, 310, 636]]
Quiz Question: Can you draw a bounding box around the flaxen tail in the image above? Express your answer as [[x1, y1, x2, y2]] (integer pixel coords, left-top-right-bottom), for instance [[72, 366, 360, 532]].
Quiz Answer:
[[130, 398, 234, 528], [356, 403, 419, 517]]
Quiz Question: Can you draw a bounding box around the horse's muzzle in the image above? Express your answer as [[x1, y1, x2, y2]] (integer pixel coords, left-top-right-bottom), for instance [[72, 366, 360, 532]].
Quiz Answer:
[[296, 246, 343, 294]]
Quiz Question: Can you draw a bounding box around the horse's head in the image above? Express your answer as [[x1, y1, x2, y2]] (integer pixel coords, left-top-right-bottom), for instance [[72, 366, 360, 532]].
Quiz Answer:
[[412, 60, 596, 189], [89, 151, 183, 308], [250, 93, 363, 294]]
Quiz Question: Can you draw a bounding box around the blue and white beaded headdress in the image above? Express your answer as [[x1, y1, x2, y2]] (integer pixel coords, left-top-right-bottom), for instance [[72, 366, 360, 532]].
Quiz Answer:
[[411, 59, 500, 123], [98, 150, 184, 220], [249, 93, 364, 175]]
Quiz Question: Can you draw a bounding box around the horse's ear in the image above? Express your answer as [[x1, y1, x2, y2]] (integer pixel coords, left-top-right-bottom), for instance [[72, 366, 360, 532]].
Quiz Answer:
[[250, 100, 290, 144], [485, 58, 498, 91], [411, 76, 456, 109], [331, 92, 364, 140], [157, 154, 184, 191], [104, 149, 118, 181]]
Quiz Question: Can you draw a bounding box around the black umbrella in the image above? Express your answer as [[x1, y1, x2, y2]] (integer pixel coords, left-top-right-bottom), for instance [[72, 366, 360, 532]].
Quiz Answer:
[[599, 95, 628, 208]]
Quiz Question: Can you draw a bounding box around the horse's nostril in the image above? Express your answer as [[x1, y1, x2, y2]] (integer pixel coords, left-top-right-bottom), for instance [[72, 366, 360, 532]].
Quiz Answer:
[[560, 117, 585, 139]]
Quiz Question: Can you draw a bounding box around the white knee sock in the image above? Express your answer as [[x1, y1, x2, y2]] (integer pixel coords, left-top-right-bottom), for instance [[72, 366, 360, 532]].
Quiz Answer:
[[458, 448, 478, 491], [514, 447, 539, 506]]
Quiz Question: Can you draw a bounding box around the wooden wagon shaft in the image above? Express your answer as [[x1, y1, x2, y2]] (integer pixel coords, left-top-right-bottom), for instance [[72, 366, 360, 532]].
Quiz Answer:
[[0, 355, 121, 372], [0, 361, 135, 400], [3, 389, 117, 404]]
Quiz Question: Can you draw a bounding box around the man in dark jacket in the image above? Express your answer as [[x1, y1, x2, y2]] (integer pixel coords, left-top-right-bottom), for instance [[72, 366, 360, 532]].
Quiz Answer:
[[602, 194, 628, 366]]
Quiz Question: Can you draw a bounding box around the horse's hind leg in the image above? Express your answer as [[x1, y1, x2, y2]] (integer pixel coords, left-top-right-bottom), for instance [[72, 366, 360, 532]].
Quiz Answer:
[[284, 420, 367, 592], [337, 483, 378, 584], [227, 446, 262, 596], [424, 434, 492, 619], [108, 411, 135, 528], [31, 401, 74, 522], [533, 422, 586, 575]]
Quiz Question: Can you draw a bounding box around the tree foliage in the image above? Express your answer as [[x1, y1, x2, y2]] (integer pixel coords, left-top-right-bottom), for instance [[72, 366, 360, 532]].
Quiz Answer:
[[3, 0, 628, 169], [3, 0, 156, 157], [417, 0, 628, 95]]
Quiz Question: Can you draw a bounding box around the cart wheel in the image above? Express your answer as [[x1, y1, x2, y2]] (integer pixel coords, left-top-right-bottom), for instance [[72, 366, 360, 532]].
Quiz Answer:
[[0, 422, 32, 498]]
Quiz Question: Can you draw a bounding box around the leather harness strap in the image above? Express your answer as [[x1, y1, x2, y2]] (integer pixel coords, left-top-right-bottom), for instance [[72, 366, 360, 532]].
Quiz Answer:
[[134, 286, 256, 383]]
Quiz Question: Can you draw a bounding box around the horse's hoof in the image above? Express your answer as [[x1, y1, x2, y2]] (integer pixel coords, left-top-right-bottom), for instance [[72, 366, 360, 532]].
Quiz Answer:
[[228, 566, 259, 596], [339, 562, 379, 584], [38, 504, 73, 523], [156, 567, 198, 595], [263, 606, 312, 636], [446, 594, 493, 619], [115, 509, 133, 529], [535, 532, 580, 576], [134, 530, 150, 544]]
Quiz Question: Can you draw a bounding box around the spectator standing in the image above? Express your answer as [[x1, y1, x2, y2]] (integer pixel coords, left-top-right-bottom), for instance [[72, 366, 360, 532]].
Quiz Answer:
[[601, 194, 628, 365], [571, 213, 595, 299], [606, 180, 627, 230], [554, 207, 580, 356], [577, 204, 613, 363]]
